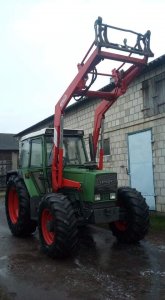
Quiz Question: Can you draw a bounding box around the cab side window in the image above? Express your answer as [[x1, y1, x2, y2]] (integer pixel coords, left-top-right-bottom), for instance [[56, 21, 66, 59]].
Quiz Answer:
[[20, 140, 30, 168], [30, 138, 43, 167]]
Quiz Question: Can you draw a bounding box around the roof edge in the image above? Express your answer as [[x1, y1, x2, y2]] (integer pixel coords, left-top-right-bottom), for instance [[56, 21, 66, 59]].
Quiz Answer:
[[16, 54, 165, 138]]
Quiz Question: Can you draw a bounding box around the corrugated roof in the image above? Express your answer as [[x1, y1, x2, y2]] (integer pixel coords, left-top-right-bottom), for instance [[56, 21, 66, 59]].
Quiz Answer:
[[0, 133, 19, 151], [141, 54, 165, 73], [16, 54, 165, 138]]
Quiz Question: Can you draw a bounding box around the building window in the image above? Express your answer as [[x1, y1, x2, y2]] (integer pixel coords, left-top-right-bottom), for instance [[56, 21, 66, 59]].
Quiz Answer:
[[142, 72, 165, 118], [102, 138, 110, 156]]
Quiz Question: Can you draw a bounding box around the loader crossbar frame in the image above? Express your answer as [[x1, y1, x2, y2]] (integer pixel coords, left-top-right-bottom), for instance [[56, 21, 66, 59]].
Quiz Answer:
[[94, 17, 154, 57]]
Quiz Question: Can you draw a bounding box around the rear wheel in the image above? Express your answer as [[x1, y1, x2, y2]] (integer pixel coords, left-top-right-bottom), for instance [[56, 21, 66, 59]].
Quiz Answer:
[[38, 193, 78, 258], [5, 175, 37, 236], [110, 187, 149, 243]]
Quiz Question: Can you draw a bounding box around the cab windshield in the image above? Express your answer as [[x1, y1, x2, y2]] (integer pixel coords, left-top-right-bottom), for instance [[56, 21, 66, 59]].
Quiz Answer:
[[46, 136, 88, 166]]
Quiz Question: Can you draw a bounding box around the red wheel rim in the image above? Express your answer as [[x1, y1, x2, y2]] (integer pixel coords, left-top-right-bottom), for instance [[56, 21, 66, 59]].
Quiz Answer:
[[41, 209, 55, 245], [8, 187, 19, 224], [114, 221, 128, 231]]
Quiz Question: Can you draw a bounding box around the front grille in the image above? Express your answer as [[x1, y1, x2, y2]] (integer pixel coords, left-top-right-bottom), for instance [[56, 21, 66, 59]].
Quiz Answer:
[[95, 173, 117, 193]]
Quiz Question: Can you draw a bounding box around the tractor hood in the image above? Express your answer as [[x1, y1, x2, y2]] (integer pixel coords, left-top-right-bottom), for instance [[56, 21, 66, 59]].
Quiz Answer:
[[63, 167, 117, 202]]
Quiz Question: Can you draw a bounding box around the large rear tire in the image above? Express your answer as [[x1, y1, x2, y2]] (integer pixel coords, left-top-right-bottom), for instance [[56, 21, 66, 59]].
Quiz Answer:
[[110, 187, 149, 243], [5, 175, 37, 237], [38, 193, 78, 258]]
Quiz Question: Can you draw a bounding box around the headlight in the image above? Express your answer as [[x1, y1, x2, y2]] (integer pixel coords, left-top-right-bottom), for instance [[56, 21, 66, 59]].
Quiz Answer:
[[95, 194, 101, 201], [110, 193, 116, 200]]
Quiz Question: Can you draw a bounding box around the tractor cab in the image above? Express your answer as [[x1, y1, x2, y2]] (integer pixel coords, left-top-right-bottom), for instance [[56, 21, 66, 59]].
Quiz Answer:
[[46, 128, 88, 167], [19, 128, 89, 197]]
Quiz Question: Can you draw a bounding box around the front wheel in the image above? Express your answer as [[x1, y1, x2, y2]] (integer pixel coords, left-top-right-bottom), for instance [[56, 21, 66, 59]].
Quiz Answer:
[[38, 193, 78, 258], [110, 187, 149, 243]]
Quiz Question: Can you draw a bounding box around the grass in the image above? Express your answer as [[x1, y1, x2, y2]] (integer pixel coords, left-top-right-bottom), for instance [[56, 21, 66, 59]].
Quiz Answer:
[[150, 214, 165, 231]]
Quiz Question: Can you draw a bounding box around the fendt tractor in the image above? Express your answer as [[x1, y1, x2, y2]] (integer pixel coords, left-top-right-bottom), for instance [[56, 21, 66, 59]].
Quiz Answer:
[[5, 17, 154, 258]]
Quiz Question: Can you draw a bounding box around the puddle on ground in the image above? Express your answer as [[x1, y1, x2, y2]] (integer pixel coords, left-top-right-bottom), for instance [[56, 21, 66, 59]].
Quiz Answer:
[[0, 217, 164, 300]]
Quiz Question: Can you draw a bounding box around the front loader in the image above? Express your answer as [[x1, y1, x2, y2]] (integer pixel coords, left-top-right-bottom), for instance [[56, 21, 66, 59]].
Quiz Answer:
[[5, 17, 153, 258]]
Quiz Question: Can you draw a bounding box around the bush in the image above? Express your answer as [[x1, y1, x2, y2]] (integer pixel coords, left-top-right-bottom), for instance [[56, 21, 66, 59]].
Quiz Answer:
[[150, 214, 165, 231]]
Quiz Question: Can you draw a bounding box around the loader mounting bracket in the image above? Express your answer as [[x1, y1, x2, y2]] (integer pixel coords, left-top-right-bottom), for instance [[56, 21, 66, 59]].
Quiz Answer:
[[94, 16, 154, 57]]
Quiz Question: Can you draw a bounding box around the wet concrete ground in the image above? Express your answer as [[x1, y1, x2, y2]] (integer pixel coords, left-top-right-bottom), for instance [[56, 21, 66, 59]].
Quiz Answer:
[[0, 197, 165, 300]]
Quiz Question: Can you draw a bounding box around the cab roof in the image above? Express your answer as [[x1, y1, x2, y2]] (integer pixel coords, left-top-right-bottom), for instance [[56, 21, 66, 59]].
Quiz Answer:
[[20, 128, 84, 141]]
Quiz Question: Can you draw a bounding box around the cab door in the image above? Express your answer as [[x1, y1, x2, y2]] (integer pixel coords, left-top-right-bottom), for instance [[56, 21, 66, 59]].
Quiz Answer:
[[29, 137, 46, 195]]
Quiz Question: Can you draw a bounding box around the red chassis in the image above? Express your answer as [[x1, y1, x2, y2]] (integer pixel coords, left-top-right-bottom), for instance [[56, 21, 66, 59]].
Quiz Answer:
[[52, 17, 153, 191]]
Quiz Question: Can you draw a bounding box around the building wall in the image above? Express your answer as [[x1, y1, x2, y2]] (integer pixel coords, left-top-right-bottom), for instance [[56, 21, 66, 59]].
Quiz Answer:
[[0, 151, 18, 189], [64, 64, 165, 212], [11, 152, 18, 170]]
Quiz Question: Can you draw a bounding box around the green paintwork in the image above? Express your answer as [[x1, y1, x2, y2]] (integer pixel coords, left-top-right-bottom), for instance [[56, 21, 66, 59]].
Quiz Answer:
[[20, 168, 42, 197], [63, 167, 115, 203]]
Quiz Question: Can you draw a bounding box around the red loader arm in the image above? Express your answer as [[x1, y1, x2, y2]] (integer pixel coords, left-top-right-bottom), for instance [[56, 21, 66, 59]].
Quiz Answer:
[[52, 17, 154, 191]]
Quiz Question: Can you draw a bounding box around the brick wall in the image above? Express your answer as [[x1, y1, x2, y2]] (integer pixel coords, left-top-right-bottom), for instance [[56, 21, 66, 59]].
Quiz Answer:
[[64, 64, 165, 212]]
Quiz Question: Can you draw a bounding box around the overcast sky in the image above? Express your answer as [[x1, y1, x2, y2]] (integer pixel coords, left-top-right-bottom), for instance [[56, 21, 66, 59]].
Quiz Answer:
[[0, 0, 164, 134]]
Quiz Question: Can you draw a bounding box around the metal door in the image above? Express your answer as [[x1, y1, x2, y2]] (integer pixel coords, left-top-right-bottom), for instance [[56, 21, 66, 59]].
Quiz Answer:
[[128, 130, 155, 210]]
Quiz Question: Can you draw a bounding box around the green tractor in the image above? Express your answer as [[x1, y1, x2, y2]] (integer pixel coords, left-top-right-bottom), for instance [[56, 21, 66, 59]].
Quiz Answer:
[[5, 18, 152, 258], [5, 128, 149, 258]]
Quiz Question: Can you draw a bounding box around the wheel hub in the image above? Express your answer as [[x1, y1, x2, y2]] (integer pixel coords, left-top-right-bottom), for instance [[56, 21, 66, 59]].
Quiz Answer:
[[8, 187, 19, 224], [41, 209, 55, 245]]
